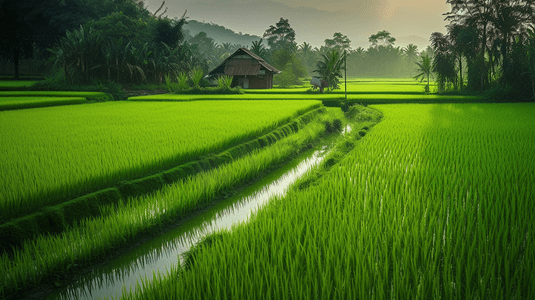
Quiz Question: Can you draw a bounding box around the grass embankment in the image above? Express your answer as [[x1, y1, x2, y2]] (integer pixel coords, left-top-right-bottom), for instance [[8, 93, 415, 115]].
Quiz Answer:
[[0, 91, 113, 102], [129, 93, 480, 104], [0, 81, 38, 91], [0, 106, 342, 299], [122, 103, 534, 299], [0, 101, 320, 223], [0, 97, 87, 111], [130, 78, 485, 104]]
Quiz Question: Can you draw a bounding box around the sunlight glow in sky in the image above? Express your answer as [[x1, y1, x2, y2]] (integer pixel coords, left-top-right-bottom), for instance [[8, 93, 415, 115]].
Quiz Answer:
[[146, 0, 450, 49]]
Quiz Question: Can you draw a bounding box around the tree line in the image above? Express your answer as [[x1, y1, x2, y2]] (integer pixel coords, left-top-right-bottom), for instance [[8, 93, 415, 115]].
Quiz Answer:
[[2, 0, 535, 100]]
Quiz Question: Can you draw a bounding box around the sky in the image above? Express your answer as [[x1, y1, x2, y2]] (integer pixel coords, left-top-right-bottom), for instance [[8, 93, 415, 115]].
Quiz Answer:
[[145, 0, 450, 50]]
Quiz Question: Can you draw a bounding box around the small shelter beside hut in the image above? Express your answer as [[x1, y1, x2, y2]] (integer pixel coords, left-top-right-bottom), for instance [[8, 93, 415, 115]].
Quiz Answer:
[[208, 48, 280, 89]]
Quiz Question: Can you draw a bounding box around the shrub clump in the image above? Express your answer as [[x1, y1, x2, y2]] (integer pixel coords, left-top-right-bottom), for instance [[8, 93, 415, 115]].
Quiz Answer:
[[325, 119, 343, 133], [175, 86, 243, 95], [346, 105, 382, 122]]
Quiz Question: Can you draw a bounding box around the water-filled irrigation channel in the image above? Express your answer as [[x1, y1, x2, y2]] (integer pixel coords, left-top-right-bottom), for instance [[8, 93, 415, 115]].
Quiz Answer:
[[48, 143, 334, 300]]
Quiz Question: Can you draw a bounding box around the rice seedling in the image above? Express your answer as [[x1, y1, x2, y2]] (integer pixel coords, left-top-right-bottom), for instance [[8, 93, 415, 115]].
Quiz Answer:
[[0, 100, 320, 221], [119, 103, 535, 299], [0, 110, 331, 298]]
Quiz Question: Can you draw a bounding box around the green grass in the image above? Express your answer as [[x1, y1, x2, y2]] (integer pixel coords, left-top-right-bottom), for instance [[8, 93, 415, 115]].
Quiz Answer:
[[0, 96, 86, 110], [121, 103, 535, 299], [0, 100, 320, 221], [0, 91, 113, 102], [129, 93, 479, 101], [0, 108, 337, 298], [0, 81, 37, 89]]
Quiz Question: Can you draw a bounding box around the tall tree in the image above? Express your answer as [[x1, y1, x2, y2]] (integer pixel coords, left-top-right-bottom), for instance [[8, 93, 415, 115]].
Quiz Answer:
[[263, 18, 297, 51], [414, 54, 433, 92], [250, 39, 268, 60], [488, 0, 534, 78], [0, 0, 50, 78], [403, 44, 419, 63], [324, 32, 351, 52], [369, 30, 396, 47], [431, 32, 457, 91], [314, 49, 346, 90]]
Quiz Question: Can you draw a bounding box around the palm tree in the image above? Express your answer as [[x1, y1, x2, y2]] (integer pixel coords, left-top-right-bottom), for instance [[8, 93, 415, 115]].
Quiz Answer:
[[250, 39, 267, 59], [414, 54, 432, 93], [314, 49, 346, 90], [403, 44, 419, 63], [299, 42, 312, 56], [524, 29, 535, 100]]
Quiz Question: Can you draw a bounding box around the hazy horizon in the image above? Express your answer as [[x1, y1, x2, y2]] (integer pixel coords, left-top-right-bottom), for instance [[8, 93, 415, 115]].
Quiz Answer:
[[145, 0, 450, 50]]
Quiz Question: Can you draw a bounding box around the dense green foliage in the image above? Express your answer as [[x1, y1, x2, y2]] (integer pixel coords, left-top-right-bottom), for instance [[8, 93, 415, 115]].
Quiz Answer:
[[48, 13, 189, 85], [0, 101, 319, 220], [433, 0, 535, 97], [314, 49, 346, 90], [121, 103, 535, 299], [0, 0, 149, 78]]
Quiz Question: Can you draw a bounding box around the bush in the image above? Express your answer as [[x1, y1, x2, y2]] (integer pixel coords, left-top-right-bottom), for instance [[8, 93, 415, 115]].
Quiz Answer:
[[174, 86, 243, 94], [29, 78, 124, 100], [325, 119, 342, 133], [274, 66, 296, 88], [190, 68, 204, 87], [332, 119, 342, 131], [217, 75, 233, 89], [346, 105, 382, 122], [176, 72, 189, 90]]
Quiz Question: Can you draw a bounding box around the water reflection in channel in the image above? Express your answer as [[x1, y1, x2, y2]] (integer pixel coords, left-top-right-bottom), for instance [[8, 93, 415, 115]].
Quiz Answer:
[[50, 148, 328, 300]]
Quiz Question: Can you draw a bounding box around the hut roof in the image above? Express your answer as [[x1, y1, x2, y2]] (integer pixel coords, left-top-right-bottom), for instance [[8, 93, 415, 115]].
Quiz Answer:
[[208, 48, 280, 77]]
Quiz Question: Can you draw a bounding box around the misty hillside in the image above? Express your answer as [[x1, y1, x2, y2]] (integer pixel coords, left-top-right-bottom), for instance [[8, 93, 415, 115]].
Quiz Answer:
[[184, 20, 261, 47]]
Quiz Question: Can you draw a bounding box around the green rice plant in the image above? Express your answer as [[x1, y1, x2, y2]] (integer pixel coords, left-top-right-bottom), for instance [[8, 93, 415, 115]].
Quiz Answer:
[[189, 68, 204, 88], [120, 103, 535, 300], [0, 101, 320, 221], [0, 110, 331, 297], [217, 75, 233, 89]]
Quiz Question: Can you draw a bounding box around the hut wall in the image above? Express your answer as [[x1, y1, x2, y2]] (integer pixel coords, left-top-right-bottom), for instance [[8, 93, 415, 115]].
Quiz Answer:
[[230, 75, 274, 89]]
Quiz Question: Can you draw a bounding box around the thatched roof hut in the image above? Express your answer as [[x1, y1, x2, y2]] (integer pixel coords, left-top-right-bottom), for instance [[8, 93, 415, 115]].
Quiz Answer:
[[208, 48, 280, 89]]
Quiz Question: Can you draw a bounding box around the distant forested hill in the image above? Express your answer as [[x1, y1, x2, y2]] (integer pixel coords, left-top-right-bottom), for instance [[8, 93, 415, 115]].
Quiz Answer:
[[183, 20, 261, 47]]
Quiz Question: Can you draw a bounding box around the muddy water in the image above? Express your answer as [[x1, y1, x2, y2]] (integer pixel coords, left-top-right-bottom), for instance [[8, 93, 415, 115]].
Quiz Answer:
[[48, 146, 329, 300]]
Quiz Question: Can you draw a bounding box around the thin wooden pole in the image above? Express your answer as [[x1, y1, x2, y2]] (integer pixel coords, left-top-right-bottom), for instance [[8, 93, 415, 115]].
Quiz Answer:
[[344, 49, 347, 100]]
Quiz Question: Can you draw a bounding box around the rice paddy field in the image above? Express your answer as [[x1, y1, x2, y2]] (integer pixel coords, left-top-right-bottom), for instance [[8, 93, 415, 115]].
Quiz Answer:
[[120, 103, 535, 300], [1, 78, 533, 299], [0, 98, 337, 298], [0, 100, 320, 220]]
